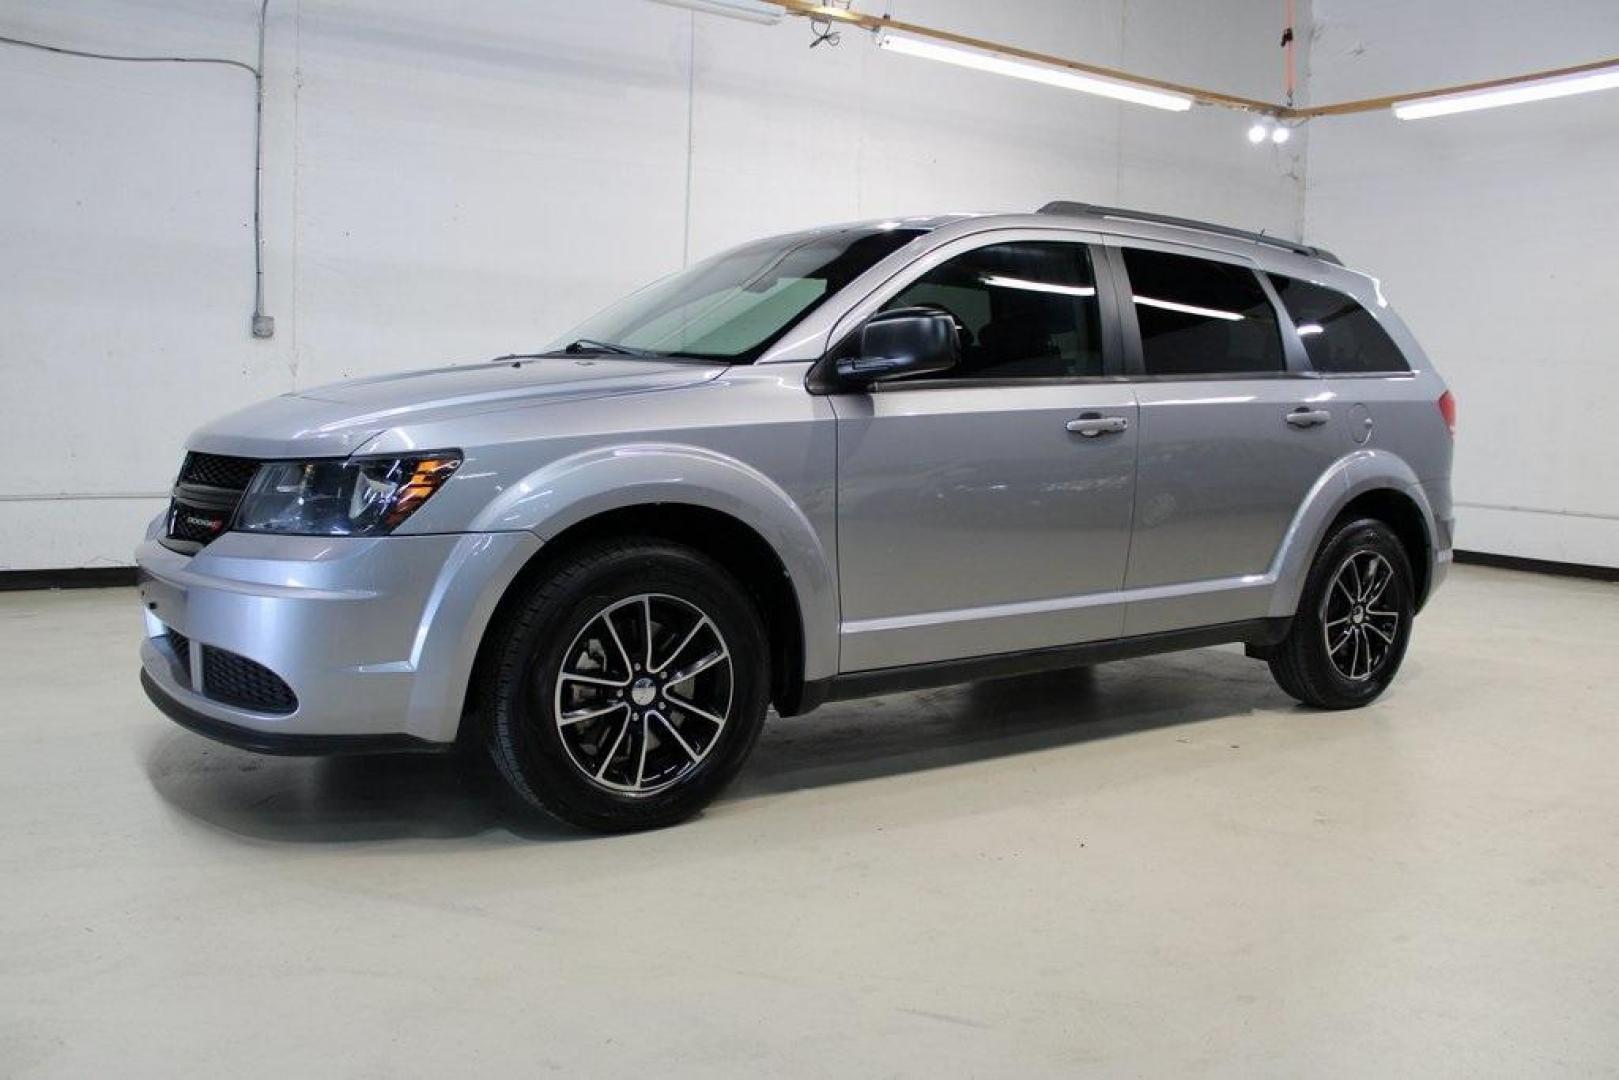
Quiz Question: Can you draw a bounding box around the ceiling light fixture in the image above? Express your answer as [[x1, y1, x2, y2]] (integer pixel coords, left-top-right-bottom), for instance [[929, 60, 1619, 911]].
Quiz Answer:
[[646, 0, 784, 25], [1392, 64, 1619, 119], [747, 3, 1619, 130], [1245, 117, 1295, 146], [876, 30, 1194, 112]]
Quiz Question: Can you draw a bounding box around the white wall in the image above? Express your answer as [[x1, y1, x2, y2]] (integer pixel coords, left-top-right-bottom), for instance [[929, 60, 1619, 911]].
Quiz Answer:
[[1305, 0, 1619, 568], [0, 0, 1305, 571], [8, 2, 1617, 574]]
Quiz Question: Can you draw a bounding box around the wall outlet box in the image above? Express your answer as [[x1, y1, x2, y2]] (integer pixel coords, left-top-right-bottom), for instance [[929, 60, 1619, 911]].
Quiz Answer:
[[252, 314, 275, 338]]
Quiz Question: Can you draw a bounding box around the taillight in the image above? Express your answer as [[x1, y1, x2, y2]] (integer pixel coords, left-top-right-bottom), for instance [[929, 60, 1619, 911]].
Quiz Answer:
[[1437, 390, 1456, 437]]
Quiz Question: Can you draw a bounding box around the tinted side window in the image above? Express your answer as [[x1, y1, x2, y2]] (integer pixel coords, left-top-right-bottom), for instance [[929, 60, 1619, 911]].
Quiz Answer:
[[881, 241, 1104, 378], [1269, 275, 1410, 373], [1120, 248, 1284, 376]]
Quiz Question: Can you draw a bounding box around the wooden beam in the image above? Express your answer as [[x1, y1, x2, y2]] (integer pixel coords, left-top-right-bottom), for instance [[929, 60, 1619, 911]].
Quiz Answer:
[[1284, 54, 1619, 119], [773, 0, 1280, 115], [775, 2, 1619, 123]]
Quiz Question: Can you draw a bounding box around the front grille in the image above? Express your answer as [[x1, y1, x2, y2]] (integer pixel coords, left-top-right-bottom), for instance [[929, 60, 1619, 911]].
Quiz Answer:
[[180, 452, 260, 490], [166, 629, 192, 680], [201, 645, 298, 714], [163, 452, 261, 552], [167, 508, 230, 544]]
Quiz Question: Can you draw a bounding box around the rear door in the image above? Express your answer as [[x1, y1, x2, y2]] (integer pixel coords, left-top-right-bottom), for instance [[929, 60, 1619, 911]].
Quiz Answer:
[[1107, 242, 1352, 635], [1267, 272, 1433, 466], [826, 233, 1139, 671]]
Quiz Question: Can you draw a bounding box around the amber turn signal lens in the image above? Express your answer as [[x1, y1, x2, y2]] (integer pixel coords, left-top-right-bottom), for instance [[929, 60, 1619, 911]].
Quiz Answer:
[[384, 457, 461, 528]]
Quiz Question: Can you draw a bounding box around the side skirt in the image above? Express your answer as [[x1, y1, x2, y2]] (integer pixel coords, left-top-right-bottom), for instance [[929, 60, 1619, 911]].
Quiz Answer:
[[792, 618, 1291, 715]]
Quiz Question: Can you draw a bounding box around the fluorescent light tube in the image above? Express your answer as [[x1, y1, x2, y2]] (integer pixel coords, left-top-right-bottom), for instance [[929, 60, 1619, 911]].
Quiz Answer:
[[1392, 65, 1619, 120], [647, 0, 784, 24], [981, 275, 1097, 298], [876, 30, 1194, 112], [1134, 296, 1243, 321]]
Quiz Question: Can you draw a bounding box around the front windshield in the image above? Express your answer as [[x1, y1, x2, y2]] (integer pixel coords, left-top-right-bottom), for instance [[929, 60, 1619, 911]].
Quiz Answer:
[[552, 226, 925, 363]]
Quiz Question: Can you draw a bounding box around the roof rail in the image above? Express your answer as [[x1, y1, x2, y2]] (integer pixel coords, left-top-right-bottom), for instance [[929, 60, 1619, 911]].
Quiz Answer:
[[1037, 201, 1340, 265]]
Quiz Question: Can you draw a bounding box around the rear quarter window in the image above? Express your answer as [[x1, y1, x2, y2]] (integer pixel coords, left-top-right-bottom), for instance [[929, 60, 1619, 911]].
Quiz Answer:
[[1268, 275, 1411, 374]]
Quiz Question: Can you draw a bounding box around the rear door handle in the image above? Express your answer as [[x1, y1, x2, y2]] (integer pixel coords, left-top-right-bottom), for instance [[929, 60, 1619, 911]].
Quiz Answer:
[[1286, 407, 1331, 428], [1065, 414, 1130, 437]]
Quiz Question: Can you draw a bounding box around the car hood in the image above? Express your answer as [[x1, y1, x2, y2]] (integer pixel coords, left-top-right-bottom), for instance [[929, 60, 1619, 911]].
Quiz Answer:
[[187, 357, 727, 460]]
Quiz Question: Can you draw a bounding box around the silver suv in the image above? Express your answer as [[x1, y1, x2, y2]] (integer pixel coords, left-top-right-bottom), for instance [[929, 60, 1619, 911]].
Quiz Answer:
[[137, 202, 1454, 831]]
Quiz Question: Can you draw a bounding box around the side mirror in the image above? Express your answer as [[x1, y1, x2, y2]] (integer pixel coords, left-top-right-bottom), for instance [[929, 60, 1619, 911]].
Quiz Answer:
[[835, 307, 960, 386]]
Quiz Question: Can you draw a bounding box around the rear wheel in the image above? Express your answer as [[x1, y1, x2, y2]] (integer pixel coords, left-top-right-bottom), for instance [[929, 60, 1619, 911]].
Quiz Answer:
[[479, 539, 770, 832], [1269, 517, 1415, 709]]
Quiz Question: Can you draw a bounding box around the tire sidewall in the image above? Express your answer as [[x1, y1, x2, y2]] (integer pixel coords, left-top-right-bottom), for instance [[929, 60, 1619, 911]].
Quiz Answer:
[[490, 544, 769, 830]]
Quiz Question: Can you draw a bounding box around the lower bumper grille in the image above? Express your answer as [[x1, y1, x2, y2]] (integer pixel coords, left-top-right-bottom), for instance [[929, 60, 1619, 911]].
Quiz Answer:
[[201, 645, 298, 714], [165, 629, 192, 680], [158, 625, 297, 715]]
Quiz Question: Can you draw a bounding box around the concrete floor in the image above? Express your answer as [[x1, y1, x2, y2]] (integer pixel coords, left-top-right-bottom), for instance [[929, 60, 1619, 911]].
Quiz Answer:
[[1, 565, 1616, 1077]]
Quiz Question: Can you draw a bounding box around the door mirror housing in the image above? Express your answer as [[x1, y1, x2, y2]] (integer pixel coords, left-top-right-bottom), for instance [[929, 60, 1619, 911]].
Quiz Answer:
[[834, 307, 960, 387]]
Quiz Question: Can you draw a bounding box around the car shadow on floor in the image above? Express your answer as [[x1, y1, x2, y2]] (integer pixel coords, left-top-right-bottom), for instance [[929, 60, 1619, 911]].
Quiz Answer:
[[141, 649, 1292, 846], [733, 657, 1274, 799]]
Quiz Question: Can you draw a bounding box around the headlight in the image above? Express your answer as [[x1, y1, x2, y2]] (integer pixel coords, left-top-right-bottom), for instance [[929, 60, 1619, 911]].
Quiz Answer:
[[234, 453, 462, 537]]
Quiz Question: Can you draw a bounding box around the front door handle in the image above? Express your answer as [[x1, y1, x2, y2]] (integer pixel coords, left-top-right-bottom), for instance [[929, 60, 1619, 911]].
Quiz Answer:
[[1286, 407, 1331, 428], [1066, 413, 1130, 437]]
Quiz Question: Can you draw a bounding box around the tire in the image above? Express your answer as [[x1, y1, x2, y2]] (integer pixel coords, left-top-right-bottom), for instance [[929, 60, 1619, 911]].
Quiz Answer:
[[1268, 517, 1415, 710], [478, 538, 770, 832]]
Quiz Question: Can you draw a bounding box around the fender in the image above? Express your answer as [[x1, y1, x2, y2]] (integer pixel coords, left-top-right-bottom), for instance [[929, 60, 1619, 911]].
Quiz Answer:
[[1266, 448, 1440, 618], [402, 529, 544, 743], [468, 442, 839, 683]]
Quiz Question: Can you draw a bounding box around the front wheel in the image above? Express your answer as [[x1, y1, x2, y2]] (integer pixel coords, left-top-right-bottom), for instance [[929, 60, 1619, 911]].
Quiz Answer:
[[479, 539, 770, 832], [1269, 517, 1415, 709]]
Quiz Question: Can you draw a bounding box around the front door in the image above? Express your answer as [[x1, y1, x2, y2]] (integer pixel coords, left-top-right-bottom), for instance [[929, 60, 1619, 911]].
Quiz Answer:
[[827, 237, 1139, 671]]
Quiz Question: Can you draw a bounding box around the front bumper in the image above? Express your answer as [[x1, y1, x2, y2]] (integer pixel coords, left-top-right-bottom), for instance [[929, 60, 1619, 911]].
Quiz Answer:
[[140, 670, 437, 755], [137, 525, 541, 748]]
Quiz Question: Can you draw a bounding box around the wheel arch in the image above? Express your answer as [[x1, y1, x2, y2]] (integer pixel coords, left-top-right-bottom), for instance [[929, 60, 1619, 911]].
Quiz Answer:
[[463, 502, 816, 731], [1269, 451, 1441, 618], [1333, 487, 1434, 609], [446, 444, 838, 743]]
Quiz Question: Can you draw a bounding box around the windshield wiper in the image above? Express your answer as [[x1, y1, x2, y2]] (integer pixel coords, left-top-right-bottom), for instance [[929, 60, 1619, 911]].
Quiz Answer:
[[563, 338, 659, 357], [487, 340, 697, 365], [486, 340, 661, 364], [488, 352, 553, 363]]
